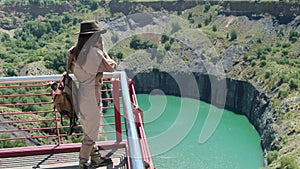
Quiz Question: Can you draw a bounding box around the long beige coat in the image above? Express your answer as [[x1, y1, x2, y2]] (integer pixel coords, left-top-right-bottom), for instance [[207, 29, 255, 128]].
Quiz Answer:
[[71, 46, 116, 142]]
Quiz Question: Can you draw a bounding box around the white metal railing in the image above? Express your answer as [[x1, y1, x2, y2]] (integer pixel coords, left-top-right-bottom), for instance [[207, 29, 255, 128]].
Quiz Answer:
[[0, 71, 145, 169]]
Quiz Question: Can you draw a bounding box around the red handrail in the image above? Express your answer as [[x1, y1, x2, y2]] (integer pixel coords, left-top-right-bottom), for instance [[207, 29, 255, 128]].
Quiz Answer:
[[0, 77, 126, 155], [0, 73, 154, 169], [128, 79, 155, 169]]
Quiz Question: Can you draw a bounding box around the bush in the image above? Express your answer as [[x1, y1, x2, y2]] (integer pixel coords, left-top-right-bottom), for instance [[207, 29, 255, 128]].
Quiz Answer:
[[264, 46, 272, 53], [116, 52, 123, 60], [230, 29, 237, 41], [277, 57, 289, 65], [111, 33, 119, 43], [280, 156, 299, 169], [257, 38, 262, 43], [0, 133, 26, 148], [204, 15, 212, 26], [164, 41, 171, 51], [188, 12, 193, 20], [282, 49, 289, 56], [260, 54, 266, 60], [197, 23, 202, 28], [169, 37, 175, 44], [267, 150, 279, 164], [260, 60, 267, 67], [243, 55, 248, 61], [276, 42, 281, 47], [289, 78, 298, 90], [130, 35, 157, 50], [130, 35, 142, 49], [3, 64, 17, 76], [204, 2, 211, 12], [278, 83, 289, 99], [289, 29, 298, 43], [1, 32, 10, 42], [212, 25, 217, 32], [265, 70, 271, 78], [161, 34, 169, 44], [280, 75, 290, 84], [282, 42, 291, 48], [189, 18, 194, 24], [251, 60, 256, 66]]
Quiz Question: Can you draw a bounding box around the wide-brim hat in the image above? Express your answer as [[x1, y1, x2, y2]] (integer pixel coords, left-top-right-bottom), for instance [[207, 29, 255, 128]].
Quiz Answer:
[[76, 20, 107, 34]]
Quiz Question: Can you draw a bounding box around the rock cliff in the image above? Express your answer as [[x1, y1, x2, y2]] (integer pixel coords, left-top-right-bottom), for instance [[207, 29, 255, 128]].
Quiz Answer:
[[128, 70, 276, 151], [108, 11, 279, 152]]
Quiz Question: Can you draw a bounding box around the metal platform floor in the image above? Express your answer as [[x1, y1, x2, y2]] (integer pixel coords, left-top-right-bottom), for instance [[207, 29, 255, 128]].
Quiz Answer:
[[0, 149, 127, 169]]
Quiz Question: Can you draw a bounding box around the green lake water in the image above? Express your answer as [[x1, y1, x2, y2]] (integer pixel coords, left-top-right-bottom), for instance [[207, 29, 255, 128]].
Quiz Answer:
[[136, 94, 264, 169]]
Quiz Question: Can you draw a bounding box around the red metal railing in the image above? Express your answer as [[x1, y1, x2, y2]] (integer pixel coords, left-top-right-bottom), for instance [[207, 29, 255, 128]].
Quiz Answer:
[[129, 80, 154, 169], [0, 73, 155, 169]]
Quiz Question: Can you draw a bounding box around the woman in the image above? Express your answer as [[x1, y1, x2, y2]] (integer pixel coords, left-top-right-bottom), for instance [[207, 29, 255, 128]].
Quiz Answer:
[[67, 20, 116, 169]]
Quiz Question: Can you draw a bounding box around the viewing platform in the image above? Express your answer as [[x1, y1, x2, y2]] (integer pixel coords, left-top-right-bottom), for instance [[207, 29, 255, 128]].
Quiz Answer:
[[0, 72, 154, 169], [2, 149, 126, 169]]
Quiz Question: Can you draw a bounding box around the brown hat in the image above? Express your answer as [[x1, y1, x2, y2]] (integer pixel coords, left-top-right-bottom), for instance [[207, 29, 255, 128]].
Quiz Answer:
[[76, 20, 107, 34]]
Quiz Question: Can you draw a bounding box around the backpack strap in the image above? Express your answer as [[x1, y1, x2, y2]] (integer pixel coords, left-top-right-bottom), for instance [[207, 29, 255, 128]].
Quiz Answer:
[[61, 115, 64, 126], [66, 46, 75, 73], [69, 117, 76, 135]]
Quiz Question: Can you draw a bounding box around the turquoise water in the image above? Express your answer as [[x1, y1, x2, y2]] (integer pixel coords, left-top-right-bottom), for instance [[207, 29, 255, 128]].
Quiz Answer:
[[136, 94, 264, 169]]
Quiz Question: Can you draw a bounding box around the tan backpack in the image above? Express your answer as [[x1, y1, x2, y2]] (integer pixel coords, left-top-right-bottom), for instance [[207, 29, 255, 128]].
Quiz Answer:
[[51, 72, 78, 135]]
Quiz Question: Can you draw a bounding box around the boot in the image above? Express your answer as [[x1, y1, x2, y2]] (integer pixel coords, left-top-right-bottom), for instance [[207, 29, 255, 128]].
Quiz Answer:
[[79, 161, 89, 169], [90, 147, 112, 167]]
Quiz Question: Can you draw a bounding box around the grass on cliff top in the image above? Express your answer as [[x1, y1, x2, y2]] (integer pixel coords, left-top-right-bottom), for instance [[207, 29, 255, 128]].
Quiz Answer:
[[181, 3, 300, 105]]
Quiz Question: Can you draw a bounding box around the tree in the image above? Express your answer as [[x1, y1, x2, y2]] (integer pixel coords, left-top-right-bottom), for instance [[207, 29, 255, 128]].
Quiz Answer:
[[130, 35, 157, 50], [111, 33, 119, 43], [265, 70, 271, 78], [1, 32, 10, 42], [204, 15, 212, 26], [197, 23, 202, 28], [161, 34, 169, 44], [62, 12, 72, 24], [280, 156, 299, 169], [164, 41, 171, 51], [204, 2, 211, 13], [130, 35, 142, 49], [23, 21, 48, 38], [47, 17, 63, 32], [212, 25, 217, 32], [0, 134, 26, 148], [230, 29, 237, 41], [289, 78, 298, 90], [28, 0, 39, 4], [289, 29, 298, 43], [187, 12, 194, 23], [188, 12, 193, 20], [267, 150, 278, 164], [116, 52, 123, 60], [89, 1, 98, 11], [260, 60, 267, 67]]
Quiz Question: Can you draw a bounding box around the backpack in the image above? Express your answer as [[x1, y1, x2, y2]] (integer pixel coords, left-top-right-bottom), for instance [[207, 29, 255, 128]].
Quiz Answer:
[[51, 72, 78, 135]]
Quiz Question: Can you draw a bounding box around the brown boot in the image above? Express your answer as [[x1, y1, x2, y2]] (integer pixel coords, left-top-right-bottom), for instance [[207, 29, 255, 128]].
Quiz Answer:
[[90, 147, 112, 167], [79, 161, 89, 169]]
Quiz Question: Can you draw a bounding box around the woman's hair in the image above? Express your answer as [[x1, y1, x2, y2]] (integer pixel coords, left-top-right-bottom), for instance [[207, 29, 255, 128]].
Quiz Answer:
[[73, 34, 93, 60], [73, 32, 102, 66]]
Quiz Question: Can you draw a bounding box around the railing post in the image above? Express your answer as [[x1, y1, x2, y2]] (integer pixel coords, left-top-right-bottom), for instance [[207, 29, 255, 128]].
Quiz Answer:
[[119, 71, 144, 169], [112, 78, 122, 143]]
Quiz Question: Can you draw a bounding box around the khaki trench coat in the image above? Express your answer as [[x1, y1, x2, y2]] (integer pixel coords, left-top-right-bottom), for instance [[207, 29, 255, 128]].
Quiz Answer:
[[71, 46, 116, 141]]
